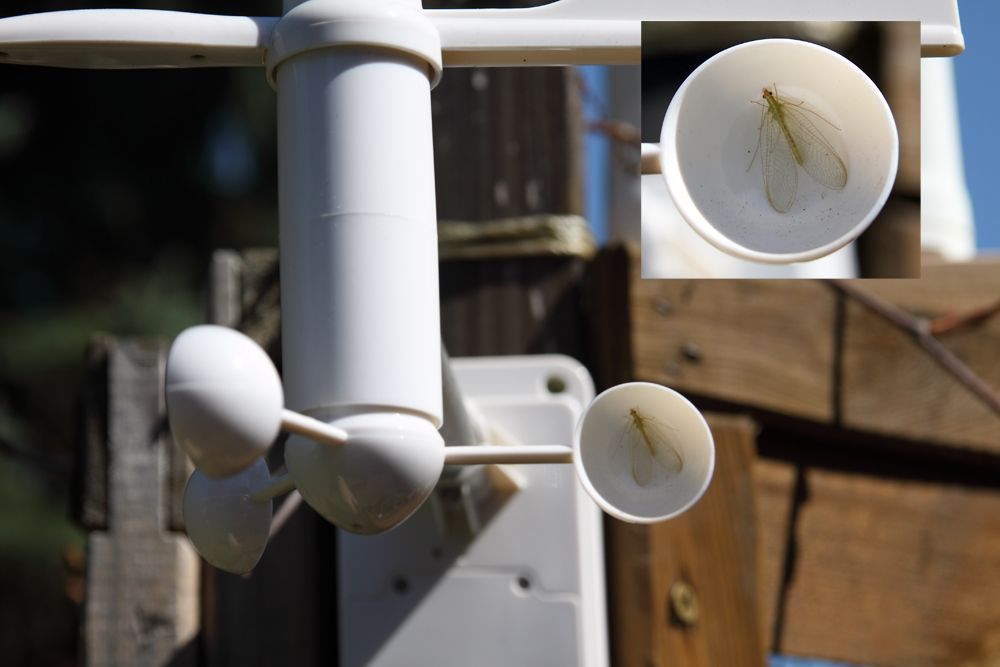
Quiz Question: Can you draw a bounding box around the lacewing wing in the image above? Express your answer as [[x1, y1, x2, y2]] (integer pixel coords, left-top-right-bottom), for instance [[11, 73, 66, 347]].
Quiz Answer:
[[613, 408, 683, 487], [749, 86, 848, 213]]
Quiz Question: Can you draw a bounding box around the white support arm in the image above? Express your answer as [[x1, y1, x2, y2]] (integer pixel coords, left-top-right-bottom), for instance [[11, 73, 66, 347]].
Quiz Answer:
[[0, 0, 964, 70], [443, 445, 573, 465], [0, 10, 274, 69], [641, 143, 661, 175], [249, 472, 297, 503], [280, 409, 348, 447]]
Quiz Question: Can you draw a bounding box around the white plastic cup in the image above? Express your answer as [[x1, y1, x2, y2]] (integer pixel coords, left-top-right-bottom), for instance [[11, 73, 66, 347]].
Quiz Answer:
[[166, 325, 284, 478], [573, 382, 714, 524], [658, 38, 899, 264], [182, 457, 273, 575]]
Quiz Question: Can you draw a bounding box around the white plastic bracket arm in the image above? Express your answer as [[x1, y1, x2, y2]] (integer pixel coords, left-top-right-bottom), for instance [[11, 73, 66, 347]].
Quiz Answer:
[[0, 0, 965, 70], [246, 444, 575, 503], [641, 143, 661, 175], [281, 409, 348, 447]]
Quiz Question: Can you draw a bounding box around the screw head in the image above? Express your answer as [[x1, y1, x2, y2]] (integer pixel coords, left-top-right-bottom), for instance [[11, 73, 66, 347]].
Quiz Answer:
[[669, 580, 699, 627], [652, 297, 674, 316], [680, 342, 702, 362]]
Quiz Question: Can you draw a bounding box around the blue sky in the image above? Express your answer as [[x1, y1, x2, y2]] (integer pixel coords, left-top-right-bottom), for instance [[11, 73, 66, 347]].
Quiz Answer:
[[953, 1, 1000, 250]]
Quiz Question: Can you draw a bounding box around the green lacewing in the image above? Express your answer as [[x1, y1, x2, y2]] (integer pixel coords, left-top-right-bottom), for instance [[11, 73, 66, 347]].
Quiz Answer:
[[749, 86, 848, 213], [614, 408, 683, 487]]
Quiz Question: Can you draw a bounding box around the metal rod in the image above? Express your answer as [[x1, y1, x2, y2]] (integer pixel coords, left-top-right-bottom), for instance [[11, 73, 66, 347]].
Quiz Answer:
[[443, 445, 573, 465], [281, 409, 348, 446]]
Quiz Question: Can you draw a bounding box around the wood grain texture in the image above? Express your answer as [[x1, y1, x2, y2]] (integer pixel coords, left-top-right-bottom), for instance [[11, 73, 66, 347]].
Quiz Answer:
[[630, 276, 836, 423], [607, 412, 765, 667], [752, 458, 797, 653], [882, 21, 920, 199], [856, 197, 921, 279], [431, 68, 582, 221], [841, 263, 1000, 452], [855, 261, 1000, 312], [85, 339, 200, 666], [585, 243, 634, 392], [780, 468, 1000, 667]]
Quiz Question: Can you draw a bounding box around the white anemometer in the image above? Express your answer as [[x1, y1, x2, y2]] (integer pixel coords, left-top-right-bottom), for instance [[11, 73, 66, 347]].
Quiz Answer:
[[165, 326, 716, 573], [0, 0, 960, 579]]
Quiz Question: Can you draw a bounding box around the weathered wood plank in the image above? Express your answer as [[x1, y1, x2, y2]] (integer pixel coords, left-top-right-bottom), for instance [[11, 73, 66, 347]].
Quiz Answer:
[[856, 197, 921, 278], [607, 412, 764, 667], [432, 67, 582, 221], [585, 243, 634, 392], [779, 468, 1000, 667], [630, 275, 836, 423], [853, 261, 1000, 311], [752, 458, 798, 653], [881, 21, 920, 199], [593, 245, 1000, 454], [85, 339, 200, 666], [841, 262, 1000, 453]]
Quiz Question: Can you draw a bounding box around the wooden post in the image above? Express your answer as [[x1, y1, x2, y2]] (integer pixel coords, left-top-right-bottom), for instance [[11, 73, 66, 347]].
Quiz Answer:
[[84, 339, 200, 666], [606, 413, 766, 667]]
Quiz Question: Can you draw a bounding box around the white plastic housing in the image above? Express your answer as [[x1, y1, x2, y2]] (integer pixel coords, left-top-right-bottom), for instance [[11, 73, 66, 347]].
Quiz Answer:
[[274, 38, 443, 427], [182, 457, 273, 575], [658, 38, 898, 264], [574, 382, 714, 523], [166, 325, 283, 478], [284, 413, 445, 535], [266, 0, 443, 88]]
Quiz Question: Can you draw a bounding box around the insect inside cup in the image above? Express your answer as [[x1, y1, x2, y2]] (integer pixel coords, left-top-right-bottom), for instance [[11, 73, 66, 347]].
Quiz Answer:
[[748, 85, 848, 213], [614, 408, 683, 487]]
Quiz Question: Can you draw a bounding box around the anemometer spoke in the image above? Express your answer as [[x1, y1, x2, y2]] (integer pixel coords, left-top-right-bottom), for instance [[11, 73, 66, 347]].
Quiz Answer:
[[280, 409, 348, 447], [443, 445, 573, 465], [249, 472, 297, 503]]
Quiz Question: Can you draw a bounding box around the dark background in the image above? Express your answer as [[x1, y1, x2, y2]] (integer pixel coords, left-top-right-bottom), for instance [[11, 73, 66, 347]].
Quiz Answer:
[[0, 2, 284, 665]]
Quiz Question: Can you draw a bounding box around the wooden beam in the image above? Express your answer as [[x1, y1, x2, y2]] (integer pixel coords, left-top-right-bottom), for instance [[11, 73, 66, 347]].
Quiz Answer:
[[596, 245, 1000, 457], [630, 274, 836, 423], [84, 339, 200, 665], [778, 466, 1000, 667], [607, 412, 765, 667], [841, 261, 1000, 454]]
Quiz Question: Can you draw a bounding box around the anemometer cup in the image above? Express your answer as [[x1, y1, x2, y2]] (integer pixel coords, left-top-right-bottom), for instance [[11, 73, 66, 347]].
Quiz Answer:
[[285, 412, 445, 536], [166, 325, 284, 479], [658, 38, 898, 264], [182, 457, 273, 575], [573, 382, 715, 524]]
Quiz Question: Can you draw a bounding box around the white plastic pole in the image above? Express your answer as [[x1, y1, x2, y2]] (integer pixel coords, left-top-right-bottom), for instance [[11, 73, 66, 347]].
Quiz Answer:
[[273, 3, 443, 427]]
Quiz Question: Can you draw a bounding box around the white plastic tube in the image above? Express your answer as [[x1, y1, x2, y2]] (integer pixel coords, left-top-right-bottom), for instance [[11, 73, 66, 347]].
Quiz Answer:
[[443, 445, 574, 465], [275, 45, 442, 425]]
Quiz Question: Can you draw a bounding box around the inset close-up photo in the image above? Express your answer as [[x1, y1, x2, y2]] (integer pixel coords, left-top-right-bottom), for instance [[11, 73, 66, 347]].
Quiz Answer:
[[641, 22, 921, 278]]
